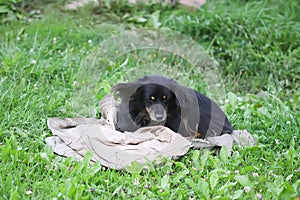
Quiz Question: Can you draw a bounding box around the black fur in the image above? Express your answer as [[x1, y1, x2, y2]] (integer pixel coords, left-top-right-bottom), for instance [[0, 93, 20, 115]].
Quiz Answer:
[[112, 75, 233, 138], [128, 83, 181, 131]]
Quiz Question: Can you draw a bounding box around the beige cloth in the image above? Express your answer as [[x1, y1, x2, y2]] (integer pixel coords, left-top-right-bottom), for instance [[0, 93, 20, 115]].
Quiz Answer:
[[46, 94, 256, 170], [46, 118, 192, 170]]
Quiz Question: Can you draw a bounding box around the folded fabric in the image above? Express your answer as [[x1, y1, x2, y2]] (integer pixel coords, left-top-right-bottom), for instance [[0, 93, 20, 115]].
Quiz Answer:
[[46, 94, 256, 170], [46, 118, 192, 170]]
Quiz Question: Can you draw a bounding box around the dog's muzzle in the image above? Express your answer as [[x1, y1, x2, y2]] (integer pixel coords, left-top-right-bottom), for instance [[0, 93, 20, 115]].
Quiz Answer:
[[146, 104, 167, 122]]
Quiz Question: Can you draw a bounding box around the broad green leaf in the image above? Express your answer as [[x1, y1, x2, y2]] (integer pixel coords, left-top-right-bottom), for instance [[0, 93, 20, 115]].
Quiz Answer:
[[240, 165, 259, 174], [0, 5, 9, 13], [198, 178, 210, 199], [244, 109, 252, 119], [219, 146, 228, 164], [67, 185, 77, 198], [75, 184, 85, 199], [232, 190, 243, 199], [279, 182, 294, 199], [173, 169, 189, 182], [147, 11, 161, 28], [128, 16, 147, 23], [287, 147, 295, 166], [200, 150, 210, 171], [82, 151, 93, 168], [274, 175, 284, 187], [90, 162, 102, 176], [210, 173, 219, 190], [174, 161, 187, 169], [161, 175, 170, 189], [185, 178, 197, 191], [227, 92, 238, 106], [160, 190, 170, 197], [292, 180, 300, 195], [257, 107, 271, 118], [9, 189, 18, 200], [234, 175, 251, 187], [125, 161, 143, 174], [267, 182, 283, 195], [192, 150, 200, 169], [218, 181, 237, 195]]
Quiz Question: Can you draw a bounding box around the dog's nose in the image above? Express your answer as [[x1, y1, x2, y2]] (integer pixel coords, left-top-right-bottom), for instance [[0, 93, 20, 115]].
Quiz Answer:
[[155, 114, 164, 121]]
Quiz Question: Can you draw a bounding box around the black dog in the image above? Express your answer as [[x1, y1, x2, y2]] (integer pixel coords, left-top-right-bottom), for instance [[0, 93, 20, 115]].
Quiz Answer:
[[112, 75, 233, 139], [128, 83, 181, 131]]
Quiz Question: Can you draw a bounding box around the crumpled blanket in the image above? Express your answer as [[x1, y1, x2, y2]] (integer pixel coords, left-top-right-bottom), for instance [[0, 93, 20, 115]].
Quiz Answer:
[[46, 95, 256, 170]]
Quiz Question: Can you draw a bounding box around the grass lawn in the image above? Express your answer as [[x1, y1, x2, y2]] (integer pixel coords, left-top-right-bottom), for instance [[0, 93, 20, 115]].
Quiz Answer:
[[0, 0, 299, 199]]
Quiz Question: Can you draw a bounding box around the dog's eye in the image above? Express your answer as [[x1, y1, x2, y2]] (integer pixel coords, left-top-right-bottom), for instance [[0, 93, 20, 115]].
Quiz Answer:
[[150, 96, 155, 101], [162, 95, 167, 100]]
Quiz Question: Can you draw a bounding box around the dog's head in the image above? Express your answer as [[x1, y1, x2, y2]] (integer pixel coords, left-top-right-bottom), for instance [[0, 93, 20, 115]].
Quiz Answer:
[[133, 83, 177, 123]]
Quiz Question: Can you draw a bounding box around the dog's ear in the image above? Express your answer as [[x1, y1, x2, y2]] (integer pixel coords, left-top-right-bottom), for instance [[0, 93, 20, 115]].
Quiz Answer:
[[112, 81, 142, 132], [111, 82, 136, 93], [111, 81, 142, 100]]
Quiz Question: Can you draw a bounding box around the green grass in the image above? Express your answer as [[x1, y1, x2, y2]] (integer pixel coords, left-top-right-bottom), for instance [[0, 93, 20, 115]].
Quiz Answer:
[[0, 0, 299, 199]]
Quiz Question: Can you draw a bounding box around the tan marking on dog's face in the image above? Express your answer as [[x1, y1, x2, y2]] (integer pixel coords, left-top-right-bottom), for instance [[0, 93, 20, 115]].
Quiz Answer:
[[146, 104, 167, 122], [146, 106, 151, 112]]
